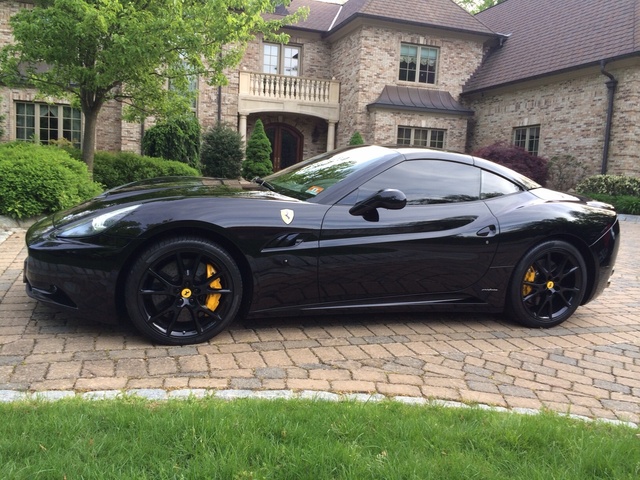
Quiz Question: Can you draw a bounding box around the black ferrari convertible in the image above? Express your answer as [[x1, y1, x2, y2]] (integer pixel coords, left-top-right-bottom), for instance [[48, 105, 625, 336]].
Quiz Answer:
[[24, 145, 619, 345]]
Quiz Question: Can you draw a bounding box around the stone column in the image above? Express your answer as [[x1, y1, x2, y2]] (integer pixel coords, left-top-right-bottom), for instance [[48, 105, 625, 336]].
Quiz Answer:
[[327, 121, 336, 152], [239, 114, 248, 147]]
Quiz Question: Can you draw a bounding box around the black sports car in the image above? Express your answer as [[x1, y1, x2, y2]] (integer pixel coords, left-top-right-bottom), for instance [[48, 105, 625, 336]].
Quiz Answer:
[[24, 145, 620, 345]]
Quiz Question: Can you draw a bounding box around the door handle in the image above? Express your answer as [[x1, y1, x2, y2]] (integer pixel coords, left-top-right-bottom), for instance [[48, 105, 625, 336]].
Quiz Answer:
[[476, 225, 497, 237]]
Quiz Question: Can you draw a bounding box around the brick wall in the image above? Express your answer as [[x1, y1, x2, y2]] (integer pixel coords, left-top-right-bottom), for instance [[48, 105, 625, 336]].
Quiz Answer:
[[465, 63, 640, 176], [332, 25, 484, 149]]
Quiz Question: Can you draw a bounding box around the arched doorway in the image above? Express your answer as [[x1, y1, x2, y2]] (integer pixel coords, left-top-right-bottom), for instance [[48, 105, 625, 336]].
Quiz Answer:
[[265, 123, 303, 171]]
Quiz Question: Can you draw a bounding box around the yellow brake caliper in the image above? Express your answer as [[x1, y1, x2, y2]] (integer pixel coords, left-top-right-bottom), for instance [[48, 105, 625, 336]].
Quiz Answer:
[[522, 266, 536, 296], [206, 264, 222, 311]]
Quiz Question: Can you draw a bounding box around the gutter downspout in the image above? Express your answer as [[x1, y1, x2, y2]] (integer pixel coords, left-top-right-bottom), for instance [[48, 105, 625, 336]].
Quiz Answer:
[[599, 61, 618, 175]]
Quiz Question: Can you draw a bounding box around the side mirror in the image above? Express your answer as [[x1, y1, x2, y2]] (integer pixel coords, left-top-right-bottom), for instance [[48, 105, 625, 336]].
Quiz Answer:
[[349, 189, 407, 217]]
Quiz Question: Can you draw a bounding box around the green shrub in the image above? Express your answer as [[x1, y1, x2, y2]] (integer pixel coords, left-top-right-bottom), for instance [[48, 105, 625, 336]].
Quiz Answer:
[[576, 175, 640, 197], [0, 142, 102, 219], [472, 142, 548, 186], [93, 151, 200, 189], [200, 123, 244, 179], [546, 154, 587, 192], [242, 119, 273, 180], [142, 115, 201, 169], [580, 193, 640, 215], [349, 131, 364, 145]]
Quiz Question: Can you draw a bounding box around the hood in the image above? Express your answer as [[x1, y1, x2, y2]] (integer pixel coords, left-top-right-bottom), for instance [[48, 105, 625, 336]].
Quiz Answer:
[[51, 176, 295, 228]]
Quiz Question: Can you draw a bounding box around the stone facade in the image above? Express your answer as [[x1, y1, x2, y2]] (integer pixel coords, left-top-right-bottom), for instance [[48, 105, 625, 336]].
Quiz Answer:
[[464, 59, 640, 177], [0, 1, 637, 178]]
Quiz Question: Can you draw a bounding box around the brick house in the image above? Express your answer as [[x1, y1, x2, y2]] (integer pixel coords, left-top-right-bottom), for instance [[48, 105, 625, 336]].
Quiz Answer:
[[1, 0, 638, 178]]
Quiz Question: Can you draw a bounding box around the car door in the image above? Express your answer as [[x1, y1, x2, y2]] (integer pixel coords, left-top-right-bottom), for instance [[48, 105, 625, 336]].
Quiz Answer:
[[317, 159, 500, 304]]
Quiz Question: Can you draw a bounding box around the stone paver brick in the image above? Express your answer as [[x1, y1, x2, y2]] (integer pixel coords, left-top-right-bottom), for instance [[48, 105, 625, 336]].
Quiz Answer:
[[234, 351, 266, 369], [261, 350, 294, 367], [286, 348, 318, 365], [287, 378, 331, 391], [75, 377, 128, 390], [332, 380, 376, 393], [82, 360, 115, 378], [116, 359, 148, 377], [352, 368, 387, 383], [377, 383, 422, 397], [47, 361, 82, 380], [309, 368, 351, 382], [147, 357, 178, 376], [206, 353, 238, 370], [178, 355, 209, 373]]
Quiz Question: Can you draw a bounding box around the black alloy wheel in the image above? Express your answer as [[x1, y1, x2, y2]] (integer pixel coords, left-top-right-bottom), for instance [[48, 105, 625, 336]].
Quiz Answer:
[[125, 236, 242, 345], [508, 240, 587, 328]]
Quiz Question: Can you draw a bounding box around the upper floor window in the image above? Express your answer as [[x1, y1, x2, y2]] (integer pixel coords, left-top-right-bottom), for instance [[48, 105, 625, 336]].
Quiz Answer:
[[16, 102, 82, 148], [513, 125, 540, 156], [397, 126, 445, 149], [263, 44, 300, 76], [399, 43, 438, 84]]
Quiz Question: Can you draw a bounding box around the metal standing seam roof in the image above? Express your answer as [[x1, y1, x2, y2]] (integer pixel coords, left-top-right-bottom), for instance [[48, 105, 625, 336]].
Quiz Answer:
[[368, 86, 474, 115], [464, 0, 640, 94]]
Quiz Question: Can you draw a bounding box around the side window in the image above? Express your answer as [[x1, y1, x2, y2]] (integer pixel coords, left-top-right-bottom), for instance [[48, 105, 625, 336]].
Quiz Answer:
[[356, 160, 481, 205], [481, 171, 522, 199]]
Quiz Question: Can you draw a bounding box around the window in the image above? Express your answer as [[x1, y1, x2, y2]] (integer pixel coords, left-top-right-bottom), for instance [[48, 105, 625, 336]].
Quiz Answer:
[[397, 127, 445, 149], [356, 160, 481, 205], [263, 44, 300, 76], [16, 102, 82, 148], [513, 125, 540, 156], [481, 170, 521, 199], [399, 43, 438, 84]]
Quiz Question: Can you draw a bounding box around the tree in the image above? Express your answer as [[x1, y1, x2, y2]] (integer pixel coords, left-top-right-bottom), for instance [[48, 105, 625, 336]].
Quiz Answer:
[[142, 115, 201, 169], [0, 0, 307, 172], [242, 119, 273, 180], [349, 131, 364, 145], [200, 123, 244, 179], [454, 0, 504, 14]]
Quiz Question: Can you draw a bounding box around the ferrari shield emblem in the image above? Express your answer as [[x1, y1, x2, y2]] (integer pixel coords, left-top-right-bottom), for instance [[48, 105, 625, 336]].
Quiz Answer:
[[280, 209, 295, 225]]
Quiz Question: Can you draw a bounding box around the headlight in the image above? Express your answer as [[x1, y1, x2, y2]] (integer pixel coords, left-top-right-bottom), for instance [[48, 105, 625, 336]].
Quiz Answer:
[[57, 205, 140, 238]]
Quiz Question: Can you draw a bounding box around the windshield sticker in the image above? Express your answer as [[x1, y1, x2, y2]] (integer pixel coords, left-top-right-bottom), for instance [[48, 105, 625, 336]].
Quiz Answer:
[[305, 186, 324, 196]]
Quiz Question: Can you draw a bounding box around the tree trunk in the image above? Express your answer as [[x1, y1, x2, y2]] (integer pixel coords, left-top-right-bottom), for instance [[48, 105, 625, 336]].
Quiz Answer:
[[81, 107, 99, 173]]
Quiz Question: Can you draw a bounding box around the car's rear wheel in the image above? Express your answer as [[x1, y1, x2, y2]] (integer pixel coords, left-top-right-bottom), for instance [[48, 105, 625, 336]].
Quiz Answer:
[[125, 236, 242, 345], [507, 240, 587, 328]]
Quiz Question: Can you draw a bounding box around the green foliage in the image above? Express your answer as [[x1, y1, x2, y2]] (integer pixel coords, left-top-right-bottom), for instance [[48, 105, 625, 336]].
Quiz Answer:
[[472, 141, 548, 186], [242, 119, 273, 179], [546, 154, 588, 192], [93, 151, 200, 190], [0, 1, 308, 170], [576, 175, 640, 197], [0, 142, 102, 219], [455, 0, 504, 14], [142, 115, 201, 169], [200, 123, 244, 179], [582, 193, 640, 215], [349, 131, 364, 145]]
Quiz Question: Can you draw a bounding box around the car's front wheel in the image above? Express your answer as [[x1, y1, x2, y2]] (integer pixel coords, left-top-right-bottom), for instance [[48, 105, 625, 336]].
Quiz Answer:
[[125, 236, 243, 345], [507, 240, 587, 328]]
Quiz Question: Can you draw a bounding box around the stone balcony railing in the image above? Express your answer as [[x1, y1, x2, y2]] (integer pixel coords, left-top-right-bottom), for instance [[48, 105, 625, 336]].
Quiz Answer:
[[238, 71, 340, 122]]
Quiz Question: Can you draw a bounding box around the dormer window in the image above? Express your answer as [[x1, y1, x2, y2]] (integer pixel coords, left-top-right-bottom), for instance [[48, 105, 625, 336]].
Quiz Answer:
[[263, 43, 301, 76], [399, 43, 438, 84]]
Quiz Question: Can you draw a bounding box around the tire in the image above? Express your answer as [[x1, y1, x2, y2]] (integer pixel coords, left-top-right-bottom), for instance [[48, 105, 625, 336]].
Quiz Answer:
[[507, 240, 587, 328], [125, 236, 243, 345]]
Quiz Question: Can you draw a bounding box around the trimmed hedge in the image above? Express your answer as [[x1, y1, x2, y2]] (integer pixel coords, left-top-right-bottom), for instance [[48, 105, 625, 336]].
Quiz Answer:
[[583, 193, 640, 215], [93, 151, 200, 189], [0, 143, 102, 219], [576, 175, 640, 197], [142, 115, 201, 169], [200, 123, 244, 179]]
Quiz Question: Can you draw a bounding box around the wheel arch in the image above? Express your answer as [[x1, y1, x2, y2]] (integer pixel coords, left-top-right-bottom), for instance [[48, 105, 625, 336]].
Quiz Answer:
[[113, 222, 254, 320], [507, 233, 597, 309]]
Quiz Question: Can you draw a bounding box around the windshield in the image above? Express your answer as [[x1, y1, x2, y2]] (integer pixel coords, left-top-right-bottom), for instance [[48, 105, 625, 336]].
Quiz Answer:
[[264, 145, 392, 200]]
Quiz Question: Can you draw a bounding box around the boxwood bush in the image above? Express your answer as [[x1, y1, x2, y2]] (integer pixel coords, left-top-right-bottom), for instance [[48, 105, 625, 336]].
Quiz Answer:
[[0, 142, 102, 219], [93, 151, 200, 189], [576, 174, 640, 215]]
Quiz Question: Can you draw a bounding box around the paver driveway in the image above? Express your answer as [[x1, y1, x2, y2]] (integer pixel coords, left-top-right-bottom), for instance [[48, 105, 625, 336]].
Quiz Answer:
[[0, 219, 638, 425]]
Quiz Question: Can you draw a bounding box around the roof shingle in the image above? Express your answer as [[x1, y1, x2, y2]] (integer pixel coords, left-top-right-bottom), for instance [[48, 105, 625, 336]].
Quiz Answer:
[[464, 0, 640, 93]]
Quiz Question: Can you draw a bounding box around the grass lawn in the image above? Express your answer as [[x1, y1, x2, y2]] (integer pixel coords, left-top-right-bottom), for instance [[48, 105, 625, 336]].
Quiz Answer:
[[1, 396, 638, 479]]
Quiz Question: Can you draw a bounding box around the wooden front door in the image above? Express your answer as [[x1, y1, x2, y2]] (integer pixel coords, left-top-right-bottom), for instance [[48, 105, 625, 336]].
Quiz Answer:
[[265, 124, 303, 171]]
